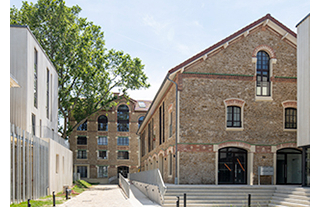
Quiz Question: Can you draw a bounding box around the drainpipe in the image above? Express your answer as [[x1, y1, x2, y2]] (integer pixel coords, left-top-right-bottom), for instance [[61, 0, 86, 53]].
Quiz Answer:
[[166, 74, 178, 185]]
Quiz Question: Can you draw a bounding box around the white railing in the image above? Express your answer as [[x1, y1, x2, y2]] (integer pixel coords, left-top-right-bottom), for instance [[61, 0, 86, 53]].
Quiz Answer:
[[129, 169, 167, 204], [11, 123, 49, 204], [119, 173, 130, 198]]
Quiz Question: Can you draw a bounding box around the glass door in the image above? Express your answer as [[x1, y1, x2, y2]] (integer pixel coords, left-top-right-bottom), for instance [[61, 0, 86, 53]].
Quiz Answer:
[[218, 147, 247, 184], [276, 148, 302, 184]]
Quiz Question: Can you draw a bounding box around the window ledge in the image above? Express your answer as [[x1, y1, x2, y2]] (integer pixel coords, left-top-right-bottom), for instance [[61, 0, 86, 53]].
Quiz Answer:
[[226, 127, 244, 131], [255, 96, 273, 102], [283, 128, 297, 132]]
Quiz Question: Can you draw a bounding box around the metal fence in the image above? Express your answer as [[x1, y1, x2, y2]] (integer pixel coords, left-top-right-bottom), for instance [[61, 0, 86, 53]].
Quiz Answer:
[[11, 123, 49, 204]]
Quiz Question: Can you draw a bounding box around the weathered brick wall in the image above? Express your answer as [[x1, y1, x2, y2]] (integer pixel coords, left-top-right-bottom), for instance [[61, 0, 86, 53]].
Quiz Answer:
[[69, 98, 146, 182], [177, 25, 297, 184]]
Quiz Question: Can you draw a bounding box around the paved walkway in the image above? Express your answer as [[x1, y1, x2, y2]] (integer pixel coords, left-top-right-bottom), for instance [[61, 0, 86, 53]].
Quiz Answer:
[[57, 184, 161, 207]]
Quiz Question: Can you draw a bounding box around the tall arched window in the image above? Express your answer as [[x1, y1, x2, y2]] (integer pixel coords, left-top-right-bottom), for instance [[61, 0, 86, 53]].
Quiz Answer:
[[117, 105, 129, 131], [256, 51, 270, 96], [98, 115, 108, 131]]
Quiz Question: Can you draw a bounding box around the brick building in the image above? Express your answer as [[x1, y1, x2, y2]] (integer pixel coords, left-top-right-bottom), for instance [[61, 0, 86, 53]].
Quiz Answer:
[[69, 95, 151, 183], [137, 14, 300, 185]]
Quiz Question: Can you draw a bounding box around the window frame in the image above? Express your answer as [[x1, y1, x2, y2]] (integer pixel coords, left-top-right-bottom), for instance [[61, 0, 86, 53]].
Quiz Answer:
[[284, 108, 297, 129], [97, 136, 108, 145], [224, 99, 245, 131], [77, 150, 87, 159], [227, 106, 242, 128], [97, 166, 108, 178], [282, 101, 297, 131], [256, 51, 271, 97], [98, 115, 108, 131], [97, 150, 108, 160], [117, 137, 129, 146], [117, 105, 130, 132], [77, 136, 87, 145], [77, 120, 87, 131], [117, 151, 129, 160]]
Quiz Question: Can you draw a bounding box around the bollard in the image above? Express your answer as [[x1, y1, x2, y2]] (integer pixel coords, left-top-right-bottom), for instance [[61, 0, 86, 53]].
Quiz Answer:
[[28, 199, 31, 207], [66, 187, 69, 200], [176, 196, 180, 207], [248, 194, 251, 207], [183, 193, 186, 207], [53, 191, 56, 206]]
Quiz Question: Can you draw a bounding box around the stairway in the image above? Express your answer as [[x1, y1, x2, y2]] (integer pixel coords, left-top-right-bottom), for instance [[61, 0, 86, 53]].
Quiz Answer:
[[162, 185, 276, 207], [269, 186, 310, 207]]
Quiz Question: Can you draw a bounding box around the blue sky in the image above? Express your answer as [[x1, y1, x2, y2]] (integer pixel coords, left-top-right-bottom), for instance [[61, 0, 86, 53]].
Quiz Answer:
[[9, 0, 310, 101]]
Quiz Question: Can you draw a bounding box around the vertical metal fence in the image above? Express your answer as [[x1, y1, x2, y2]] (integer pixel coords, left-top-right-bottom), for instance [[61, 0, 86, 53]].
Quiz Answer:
[[11, 123, 49, 204]]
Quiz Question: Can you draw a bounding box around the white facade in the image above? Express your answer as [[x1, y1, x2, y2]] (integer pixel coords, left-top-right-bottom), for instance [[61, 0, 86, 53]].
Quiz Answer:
[[296, 15, 310, 147], [10, 25, 73, 197], [10, 25, 58, 137]]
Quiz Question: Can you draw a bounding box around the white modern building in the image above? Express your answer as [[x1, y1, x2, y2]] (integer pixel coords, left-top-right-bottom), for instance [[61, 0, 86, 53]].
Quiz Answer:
[[296, 14, 310, 187], [10, 25, 73, 203]]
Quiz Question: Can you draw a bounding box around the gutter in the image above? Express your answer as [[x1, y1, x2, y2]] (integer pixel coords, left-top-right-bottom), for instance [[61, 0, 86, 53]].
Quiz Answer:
[[165, 74, 179, 185]]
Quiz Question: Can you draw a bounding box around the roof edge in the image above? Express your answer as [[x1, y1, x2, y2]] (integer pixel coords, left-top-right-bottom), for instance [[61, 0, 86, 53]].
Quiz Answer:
[[168, 13, 296, 75], [296, 13, 310, 28]]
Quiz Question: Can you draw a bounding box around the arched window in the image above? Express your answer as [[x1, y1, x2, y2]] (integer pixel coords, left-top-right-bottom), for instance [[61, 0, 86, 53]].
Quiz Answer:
[[117, 105, 129, 131], [227, 106, 241, 127], [138, 116, 144, 128], [256, 51, 270, 96], [285, 108, 297, 129], [77, 120, 87, 131], [98, 115, 108, 131]]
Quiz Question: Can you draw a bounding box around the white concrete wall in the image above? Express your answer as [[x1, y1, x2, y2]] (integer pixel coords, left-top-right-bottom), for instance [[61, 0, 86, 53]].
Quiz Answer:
[[47, 138, 73, 194], [297, 15, 310, 147], [10, 26, 59, 137]]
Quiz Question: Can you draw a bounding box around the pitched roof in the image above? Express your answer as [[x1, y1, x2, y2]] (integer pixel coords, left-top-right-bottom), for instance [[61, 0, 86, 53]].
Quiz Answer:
[[168, 14, 296, 75], [137, 13, 297, 135]]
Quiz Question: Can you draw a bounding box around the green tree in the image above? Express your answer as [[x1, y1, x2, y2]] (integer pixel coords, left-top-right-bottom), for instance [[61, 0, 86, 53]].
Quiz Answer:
[[11, 0, 150, 138]]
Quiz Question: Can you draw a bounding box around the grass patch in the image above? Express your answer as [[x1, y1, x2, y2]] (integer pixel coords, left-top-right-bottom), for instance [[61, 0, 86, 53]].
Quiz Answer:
[[10, 180, 94, 207]]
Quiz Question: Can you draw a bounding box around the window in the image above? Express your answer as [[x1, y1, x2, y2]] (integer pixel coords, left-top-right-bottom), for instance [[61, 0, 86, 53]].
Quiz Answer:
[[97, 136, 108, 145], [77, 136, 87, 145], [32, 114, 36, 136], [159, 106, 162, 145], [77, 166, 87, 178], [138, 116, 144, 128], [117, 137, 129, 146], [77, 120, 87, 131], [46, 69, 50, 119], [227, 106, 241, 127], [98, 150, 108, 159], [256, 51, 270, 96], [98, 166, 108, 178], [117, 105, 129, 131], [285, 108, 297, 129], [117, 151, 129, 160], [56, 154, 59, 173], [34, 48, 38, 108], [98, 115, 108, 131], [169, 112, 173, 137], [77, 150, 87, 159], [169, 152, 173, 176]]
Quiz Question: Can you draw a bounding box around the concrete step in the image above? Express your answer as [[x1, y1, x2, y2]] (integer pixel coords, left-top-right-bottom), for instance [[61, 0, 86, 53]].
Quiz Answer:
[[272, 193, 309, 201], [269, 200, 310, 207], [271, 196, 310, 205]]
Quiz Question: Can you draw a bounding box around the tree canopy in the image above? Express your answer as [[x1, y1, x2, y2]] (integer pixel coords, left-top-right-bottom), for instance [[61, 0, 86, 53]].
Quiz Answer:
[[11, 0, 150, 138]]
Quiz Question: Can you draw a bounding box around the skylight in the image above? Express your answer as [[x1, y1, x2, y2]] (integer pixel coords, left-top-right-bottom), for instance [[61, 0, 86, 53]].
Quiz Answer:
[[138, 101, 146, 108]]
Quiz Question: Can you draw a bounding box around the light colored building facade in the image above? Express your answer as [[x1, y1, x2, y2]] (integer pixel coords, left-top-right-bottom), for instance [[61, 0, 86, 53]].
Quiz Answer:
[[10, 25, 72, 201], [137, 14, 301, 185], [296, 14, 310, 187], [69, 96, 151, 183]]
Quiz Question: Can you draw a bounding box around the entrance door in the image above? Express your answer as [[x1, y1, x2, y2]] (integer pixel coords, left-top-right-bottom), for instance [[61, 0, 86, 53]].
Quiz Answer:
[[277, 148, 302, 184], [218, 147, 247, 184], [117, 166, 129, 178]]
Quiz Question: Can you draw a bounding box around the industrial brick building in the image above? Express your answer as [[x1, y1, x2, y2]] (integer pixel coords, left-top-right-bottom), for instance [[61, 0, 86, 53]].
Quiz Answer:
[[69, 95, 151, 183], [137, 14, 301, 185]]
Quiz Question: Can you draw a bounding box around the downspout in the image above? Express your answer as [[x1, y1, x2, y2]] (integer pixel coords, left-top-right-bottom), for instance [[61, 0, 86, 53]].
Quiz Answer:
[[166, 74, 179, 185]]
